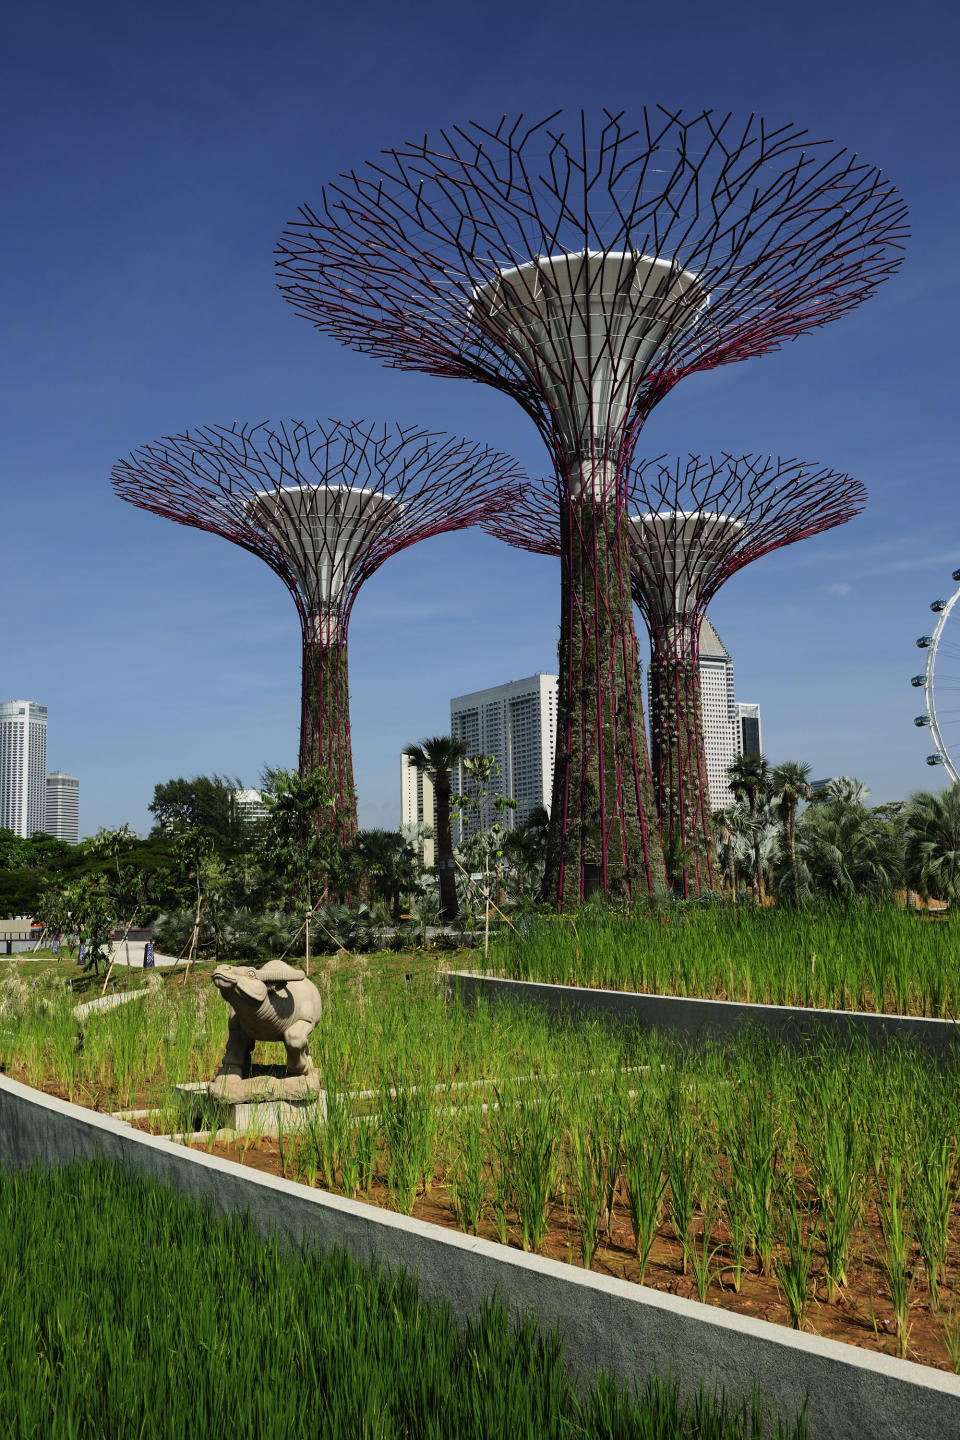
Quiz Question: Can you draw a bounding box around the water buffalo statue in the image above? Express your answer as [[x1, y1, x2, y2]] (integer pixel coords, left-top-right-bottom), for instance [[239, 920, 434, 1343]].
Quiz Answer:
[[211, 959, 323, 1101]]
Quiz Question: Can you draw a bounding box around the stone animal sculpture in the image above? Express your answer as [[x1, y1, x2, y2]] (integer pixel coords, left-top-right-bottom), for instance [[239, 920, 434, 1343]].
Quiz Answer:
[[212, 960, 322, 1086]]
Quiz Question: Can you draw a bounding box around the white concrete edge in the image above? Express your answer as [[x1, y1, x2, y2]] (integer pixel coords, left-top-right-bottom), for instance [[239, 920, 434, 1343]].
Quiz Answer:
[[73, 988, 150, 1018], [2, 1070, 958, 1402], [447, 970, 960, 1035]]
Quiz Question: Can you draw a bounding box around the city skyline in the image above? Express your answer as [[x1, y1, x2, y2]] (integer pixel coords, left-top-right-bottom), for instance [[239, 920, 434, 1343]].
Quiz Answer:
[[0, 699, 81, 841], [1, 1, 956, 836]]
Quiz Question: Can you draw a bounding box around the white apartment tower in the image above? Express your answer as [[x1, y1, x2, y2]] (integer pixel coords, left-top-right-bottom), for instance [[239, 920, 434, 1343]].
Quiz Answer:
[[695, 620, 762, 810], [0, 702, 48, 838], [450, 673, 558, 836], [45, 772, 79, 844], [399, 755, 437, 867]]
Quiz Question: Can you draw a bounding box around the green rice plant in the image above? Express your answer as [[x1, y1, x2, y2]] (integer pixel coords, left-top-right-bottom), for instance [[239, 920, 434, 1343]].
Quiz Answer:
[[319, 1075, 354, 1190], [448, 1101, 490, 1234], [873, 1153, 916, 1358], [665, 1090, 699, 1277], [807, 1104, 865, 1303], [734, 1063, 781, 1280], [352, 1114, 378, 1197], [489, 1144, 511, 1246], [719, 1156, 751, 1296], [687, 1190, 725, 1304], [509, 1083, 560, 1254], [942, 1295, 960, 1373], [774, 1180, 819, 1330], [621, 1089, 667, 1283], [0, 1157, 809, 1440], [909, 1127, 955, 1310], [378, 1072, 438, 1215], [337, 1116, 363, 1200], [487, 901, 960, 1020], [295, 1113, 320, 1187]]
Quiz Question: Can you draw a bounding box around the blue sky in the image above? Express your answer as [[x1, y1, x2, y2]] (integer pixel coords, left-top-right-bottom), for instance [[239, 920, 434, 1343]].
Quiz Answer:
[[1, 0, 957, 835]]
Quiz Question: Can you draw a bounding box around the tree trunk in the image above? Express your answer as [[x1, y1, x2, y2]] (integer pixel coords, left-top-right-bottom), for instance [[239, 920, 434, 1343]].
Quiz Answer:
[[541, 493, 665, 909], [752, 821, 765, 904], [788, 807, 799, 895], [648, 630, 720, 897], [300, 639, 357, 842], [434, 774, 459, 923]]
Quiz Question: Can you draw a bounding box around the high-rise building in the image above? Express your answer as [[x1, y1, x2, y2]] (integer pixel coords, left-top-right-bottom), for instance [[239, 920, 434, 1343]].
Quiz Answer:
[[233, 788, 268, 829], [692, 622, 762, 810], [399, 755, 436, 867], [45, 772, 79, 845], [450, 674, 558, 837], [737, 703, 763, 759], [0, 702, 48, 838]]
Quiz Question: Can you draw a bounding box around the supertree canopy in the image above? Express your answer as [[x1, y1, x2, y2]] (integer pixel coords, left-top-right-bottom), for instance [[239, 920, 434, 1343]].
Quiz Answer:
[[275, 108, 906, 909], [112, 420, 525, 839], [485, 456, 867, 897]]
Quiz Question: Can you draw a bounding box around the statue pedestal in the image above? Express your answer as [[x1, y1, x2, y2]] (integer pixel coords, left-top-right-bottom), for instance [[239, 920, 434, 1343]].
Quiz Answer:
[[211, 1064, 322, 1105], [175, 1075, 326, 1136]]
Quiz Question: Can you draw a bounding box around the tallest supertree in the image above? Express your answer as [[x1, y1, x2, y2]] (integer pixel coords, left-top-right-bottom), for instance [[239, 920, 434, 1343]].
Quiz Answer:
[[275, 109, 906, 909]]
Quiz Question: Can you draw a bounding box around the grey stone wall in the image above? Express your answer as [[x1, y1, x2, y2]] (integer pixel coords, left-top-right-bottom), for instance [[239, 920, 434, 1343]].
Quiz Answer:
[[446, 971, 960, 1057]]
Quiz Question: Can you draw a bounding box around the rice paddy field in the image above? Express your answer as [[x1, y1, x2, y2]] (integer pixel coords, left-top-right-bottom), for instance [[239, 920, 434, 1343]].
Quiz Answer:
[[4, 945, 960, 1375], [486, 904, 960, 1017], [0, 1160, 808, 1440]]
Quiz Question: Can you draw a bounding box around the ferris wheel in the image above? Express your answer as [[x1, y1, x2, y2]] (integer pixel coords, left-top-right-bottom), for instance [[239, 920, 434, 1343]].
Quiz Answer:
[[913, 567, 960, 782]]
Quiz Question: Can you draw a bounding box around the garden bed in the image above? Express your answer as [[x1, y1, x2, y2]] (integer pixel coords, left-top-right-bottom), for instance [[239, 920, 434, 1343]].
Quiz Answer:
[[7, 1156, 804, 1440], [6, 952, 960, 1383], [3, 1072, 959, 1440], [484, 905, 960, 1018]]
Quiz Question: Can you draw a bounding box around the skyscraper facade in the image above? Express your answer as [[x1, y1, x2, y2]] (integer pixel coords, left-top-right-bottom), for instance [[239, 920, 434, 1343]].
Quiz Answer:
[[399, 754, 437, 867], [450, 674, 558, 837], [692, 622, 762, 810], [0, 702, 48, 838], [45, 772, 79, 845]]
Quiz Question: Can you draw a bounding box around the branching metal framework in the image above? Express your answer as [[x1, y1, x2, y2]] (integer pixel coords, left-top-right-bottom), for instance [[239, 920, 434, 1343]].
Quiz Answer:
[[486, 457, 866, 896], [112, 420, 525, 839], [274, 108, 906, 909]]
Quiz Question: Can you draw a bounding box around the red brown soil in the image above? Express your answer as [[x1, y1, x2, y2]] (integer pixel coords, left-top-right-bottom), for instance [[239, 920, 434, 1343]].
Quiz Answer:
[[188, 1133, 960, 1376]]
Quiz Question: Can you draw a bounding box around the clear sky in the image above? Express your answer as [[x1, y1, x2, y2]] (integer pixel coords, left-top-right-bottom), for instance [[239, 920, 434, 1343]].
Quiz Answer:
[[1, 0, 957, 836]]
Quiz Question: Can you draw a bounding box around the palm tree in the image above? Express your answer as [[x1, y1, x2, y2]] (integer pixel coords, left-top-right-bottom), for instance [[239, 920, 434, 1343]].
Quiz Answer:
[[811, 775, 871, 806], [796, 798, 900, 900], [771, 761, 813, 897], [712, 806, 753, 903], [357, 829, 419, 920], [726, 754, 771, 902], [502, 814, 548, 898], [904, 784, 960, 905], [403, 736, 467, 922]]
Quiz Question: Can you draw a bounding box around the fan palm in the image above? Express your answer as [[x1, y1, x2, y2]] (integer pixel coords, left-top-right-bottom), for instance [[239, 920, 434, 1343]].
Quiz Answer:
[[726, 754, 772, 902], [502, 817, 548, 898], [357, 829, 419, 920], [797, 799, 900, 900], [403, 736, 467, 921], [904, 784, 960, 905]]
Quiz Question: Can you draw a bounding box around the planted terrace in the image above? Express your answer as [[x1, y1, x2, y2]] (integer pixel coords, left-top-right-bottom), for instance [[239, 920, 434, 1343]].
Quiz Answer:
[[484, 903, 960, 1017], [4, 952, 960, 1374]]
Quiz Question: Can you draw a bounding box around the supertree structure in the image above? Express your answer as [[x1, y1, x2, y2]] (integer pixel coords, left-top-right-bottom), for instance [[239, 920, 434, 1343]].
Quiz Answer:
[[112, 420, 525, 840], [274, 108, 906, 909], [485, 456, 866, 897]]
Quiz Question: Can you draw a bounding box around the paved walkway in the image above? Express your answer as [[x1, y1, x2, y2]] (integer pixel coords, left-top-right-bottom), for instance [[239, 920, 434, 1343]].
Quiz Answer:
[[3, 941, 179, 969]]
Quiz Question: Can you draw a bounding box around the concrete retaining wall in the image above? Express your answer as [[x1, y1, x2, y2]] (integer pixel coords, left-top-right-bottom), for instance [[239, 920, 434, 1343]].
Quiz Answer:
[[446, 971, 960, 1056], [2, 1073, 958, 1438]]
